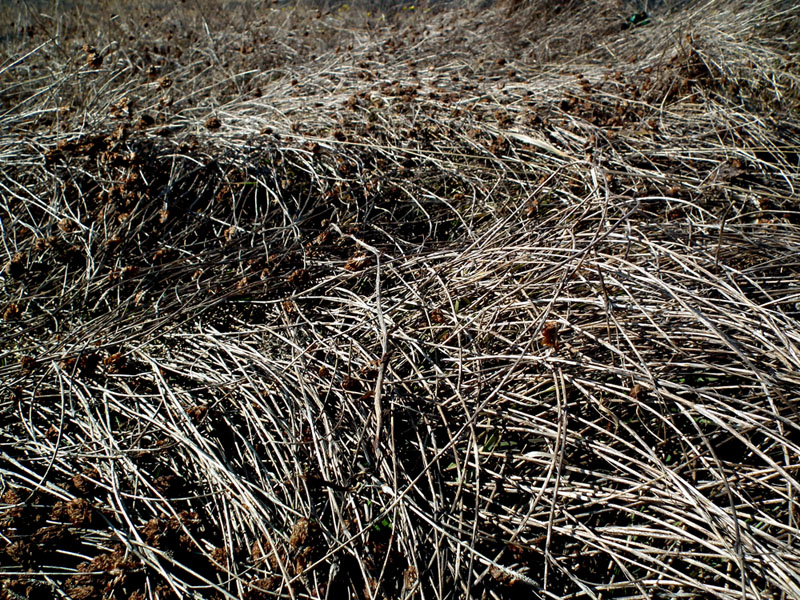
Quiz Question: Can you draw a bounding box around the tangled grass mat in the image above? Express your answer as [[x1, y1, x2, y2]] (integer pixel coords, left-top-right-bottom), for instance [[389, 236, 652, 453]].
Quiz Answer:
[[1, 0, 800, 598]]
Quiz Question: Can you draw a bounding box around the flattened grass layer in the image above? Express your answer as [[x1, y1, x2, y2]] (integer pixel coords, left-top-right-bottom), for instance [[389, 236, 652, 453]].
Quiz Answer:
[[2, 1, 800, 598]]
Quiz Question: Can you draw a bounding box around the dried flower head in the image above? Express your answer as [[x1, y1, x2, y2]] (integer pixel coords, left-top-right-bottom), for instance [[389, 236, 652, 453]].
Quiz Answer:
[[103, 352, 126, 373], [204, 116, 222, 130], [629, 384, 648, 401], [344, 251, 371, 272], [4, 253, 25, 278], [542, 321, 559, 350], [3, 303, 20, 321], [287, 268, 309, 288]]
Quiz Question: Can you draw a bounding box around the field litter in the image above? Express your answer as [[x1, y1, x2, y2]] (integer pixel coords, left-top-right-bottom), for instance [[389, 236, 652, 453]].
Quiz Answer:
[[1, 0, 800, 598]]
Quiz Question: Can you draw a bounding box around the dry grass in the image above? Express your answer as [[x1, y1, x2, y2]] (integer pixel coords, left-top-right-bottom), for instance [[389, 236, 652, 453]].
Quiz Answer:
[[2, 0, 800, 598]]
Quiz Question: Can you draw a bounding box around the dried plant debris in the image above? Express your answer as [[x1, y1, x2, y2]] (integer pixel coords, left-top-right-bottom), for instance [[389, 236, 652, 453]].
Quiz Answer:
[[2, 0, 800, 598]]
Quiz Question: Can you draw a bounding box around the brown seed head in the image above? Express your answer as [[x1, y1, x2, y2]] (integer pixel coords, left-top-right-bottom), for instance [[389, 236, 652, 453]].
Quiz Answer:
[[3, 303, 20, 321], [542, 322, 559, 349], [204, 116, 221, 130]]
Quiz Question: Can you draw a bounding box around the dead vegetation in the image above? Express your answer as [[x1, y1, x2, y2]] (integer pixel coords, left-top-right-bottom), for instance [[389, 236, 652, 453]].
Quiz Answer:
[[2, 0, 800, 598]]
